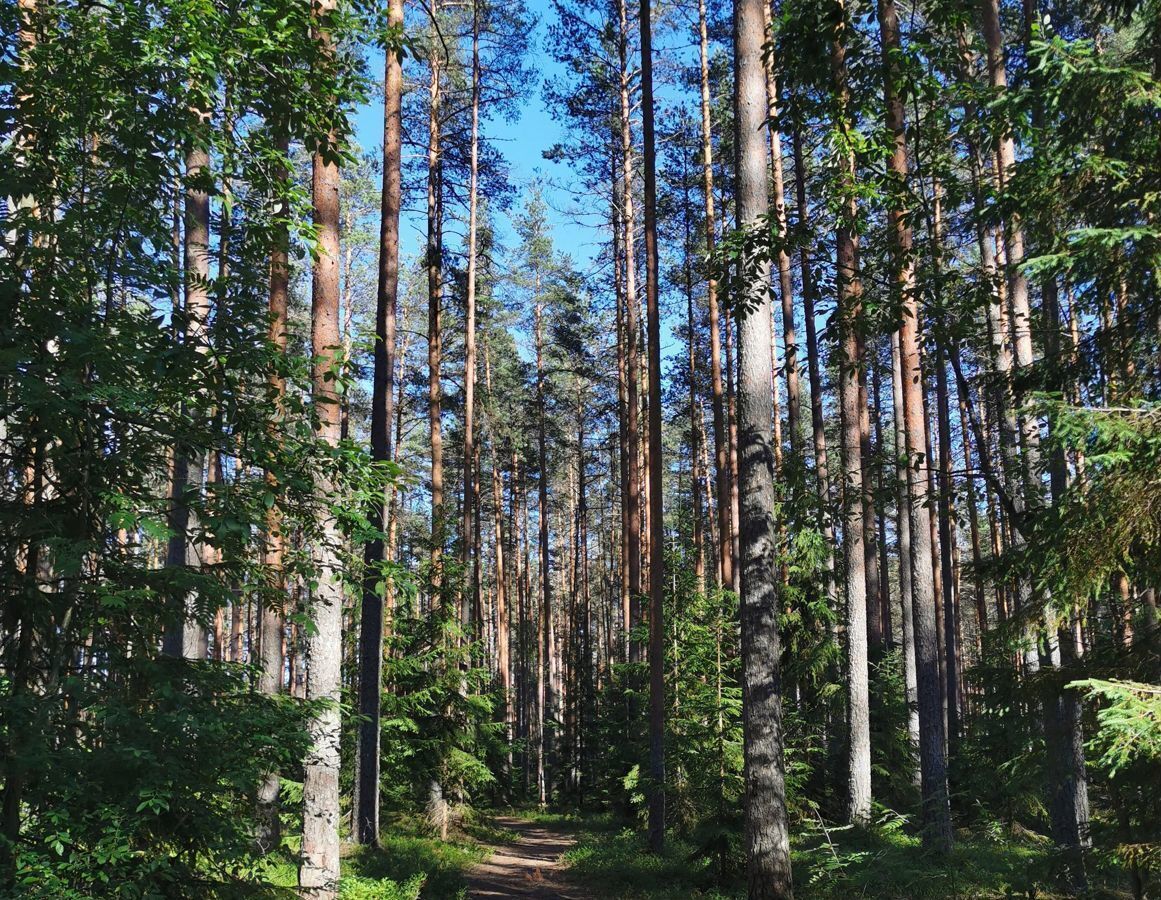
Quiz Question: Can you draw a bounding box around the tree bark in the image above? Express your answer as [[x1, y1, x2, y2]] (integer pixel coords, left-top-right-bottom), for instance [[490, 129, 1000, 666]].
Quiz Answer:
[[735, 0, 794, 892], [761, 3, 801, 459], [877, 0, 952, 850], [355, 0, 402, 844], [257, 130, 291, 854], [891, 332, 921, 767], [427, 28, 445, 599], [791, 123, 837, 607], [828, 3, 871, 827], [697, 0, 734, 591], [163, 141, 211, 661], [535, 299, 556, 803], [639, 0, 666, 848], [461, 0, 481, 634], [300, 1, 344, 892], [617, 0, 643, 659]]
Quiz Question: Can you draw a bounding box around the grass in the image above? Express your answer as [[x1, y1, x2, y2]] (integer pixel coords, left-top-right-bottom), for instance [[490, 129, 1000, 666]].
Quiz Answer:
[[549, 810, 1135, 899], [258, 812, 488, 899]]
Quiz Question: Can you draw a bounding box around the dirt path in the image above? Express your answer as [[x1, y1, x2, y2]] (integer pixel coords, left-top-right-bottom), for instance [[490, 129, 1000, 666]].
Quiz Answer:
[[464, 816, 589, 899]]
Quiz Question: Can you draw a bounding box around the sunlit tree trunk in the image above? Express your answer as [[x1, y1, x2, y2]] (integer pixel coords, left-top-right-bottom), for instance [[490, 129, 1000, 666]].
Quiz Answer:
[[735, 0, 793, 891], [535, 298, 555, 804], [426, 24, 445, 599], [299, 1, 344, 892], [163, 138, 211, 661], [877, 0, 951, 850], [891, 332, 921, 768], [761, 1, 801, 459], [354, 0, 402, 844], [828, 1, 871, 826], [461, 0, 481, 635], [617, 0, 643, 660], [697, 0, 734, 591]]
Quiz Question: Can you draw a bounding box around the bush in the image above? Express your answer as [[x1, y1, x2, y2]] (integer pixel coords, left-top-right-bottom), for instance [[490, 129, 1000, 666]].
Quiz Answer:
[[3, 658, 314, 898]]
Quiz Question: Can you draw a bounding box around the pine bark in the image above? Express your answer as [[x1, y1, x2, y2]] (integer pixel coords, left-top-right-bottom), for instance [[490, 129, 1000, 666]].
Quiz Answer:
[[877, 0, 952, 850], [163, 142, 211, 661], [257, 130, 291, 854], [697, 0, 734, 591], [760, 3, 801, 458], [791, 123, 837, 606], [426, 31, 445, 598], [639, 0, 666, 848], [891, 332, 921, 763], [535, 300, 556, 803], [354, 0, 403, 844], [735, 0, 793, 891], [300, 1, 344, 891], [828, 3, 871, 826], [461, 0, 481, 633], [617, 0, 643, 660]]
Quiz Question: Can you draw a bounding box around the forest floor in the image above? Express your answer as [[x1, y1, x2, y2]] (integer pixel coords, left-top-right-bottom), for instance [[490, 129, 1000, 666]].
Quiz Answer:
[[464, 815, 590, 898]]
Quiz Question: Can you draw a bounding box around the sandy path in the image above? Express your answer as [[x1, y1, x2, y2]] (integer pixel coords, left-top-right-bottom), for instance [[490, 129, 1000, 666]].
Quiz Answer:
[[464, 816, 589, 899]]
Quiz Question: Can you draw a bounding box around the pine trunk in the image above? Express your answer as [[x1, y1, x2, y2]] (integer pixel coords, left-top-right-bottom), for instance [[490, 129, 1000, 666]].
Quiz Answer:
[[735, 0, 794, 891], [300, 1, 344, 890]]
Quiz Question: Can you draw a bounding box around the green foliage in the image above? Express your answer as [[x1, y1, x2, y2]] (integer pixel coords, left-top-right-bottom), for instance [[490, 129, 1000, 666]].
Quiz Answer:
[[4, 661, 314, 898], [0, 0, 376, 894], [1071, 678, 1161, 773], [338, 874, 425, 900], [342, 818, 485, 900], [378, 605, 500, 811]]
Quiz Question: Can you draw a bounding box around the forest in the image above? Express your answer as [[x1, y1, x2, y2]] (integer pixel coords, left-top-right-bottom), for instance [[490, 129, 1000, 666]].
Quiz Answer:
[[2, 0, 1160, 896]]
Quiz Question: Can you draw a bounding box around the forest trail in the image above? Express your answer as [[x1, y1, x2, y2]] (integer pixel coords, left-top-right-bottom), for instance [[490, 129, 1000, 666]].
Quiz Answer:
[[465, 816, 589, 899]]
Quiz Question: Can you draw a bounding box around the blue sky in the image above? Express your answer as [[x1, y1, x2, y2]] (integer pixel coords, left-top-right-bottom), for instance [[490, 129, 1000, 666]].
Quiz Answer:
[[348, 0, 707, 370], [350, 8, 598, 273]]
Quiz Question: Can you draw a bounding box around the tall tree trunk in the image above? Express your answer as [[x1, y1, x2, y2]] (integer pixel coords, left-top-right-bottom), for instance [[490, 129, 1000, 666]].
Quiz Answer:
[[535, 299, 555, 803], [859, 353, 884, 651], [956, 378, 987, 655], [461, 0, 481, 634], [735, 0, 794, 892], [892, 332, 921, 769], [877, 0, 952, 851], [791, 122, 837, 607], [427, 32, 445, 599], [927, 185, 961, 756], [685, 187, 706, 591], [487, 347, 513, 777], [163, 141, 211, 661], [355, 0, 402, 844], [828, 3, 871, 826], [300, 1, 344, 892], [934, 343, 960, 752], [639, 0, 666, 848], [617, 0, 643, 663], [614, 162, 632, 659], [697, 0, 734, 591], [725, 308, 742, 595], [257, 130, 291, 855], [872, 356, 892, 646], [761, 2, 801, 459]]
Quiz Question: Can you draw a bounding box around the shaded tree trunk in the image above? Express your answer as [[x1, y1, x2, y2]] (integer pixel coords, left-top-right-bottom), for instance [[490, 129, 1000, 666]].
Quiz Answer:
[[735, 0, 794, 891], [639, 0, 666, 848], [829, 3, 871, 826], [355, 0, 402, 844], [257, 129, 291, 855], [877, 0, 952, 851], [791, 122, 837, 607]]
